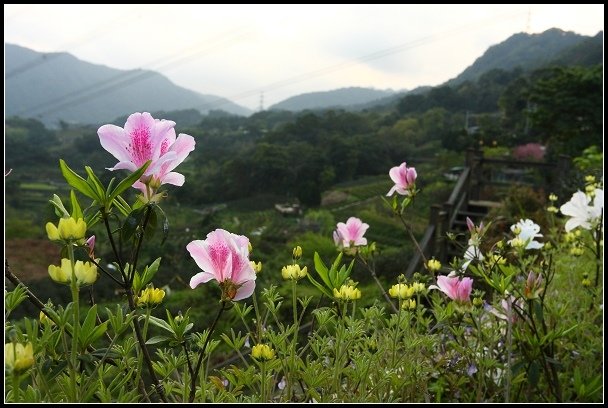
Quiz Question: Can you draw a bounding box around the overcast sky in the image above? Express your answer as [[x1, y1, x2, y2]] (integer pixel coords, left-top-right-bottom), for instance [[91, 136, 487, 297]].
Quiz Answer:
[[4, 4, 604, 111]]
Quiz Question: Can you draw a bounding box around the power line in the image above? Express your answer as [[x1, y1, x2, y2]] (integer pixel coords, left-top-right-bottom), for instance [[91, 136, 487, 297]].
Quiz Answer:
[[191, 8, 529, 112], [6, 5, 143, 79], [14, 28, 252, 118], [11, 8, 528, 119]]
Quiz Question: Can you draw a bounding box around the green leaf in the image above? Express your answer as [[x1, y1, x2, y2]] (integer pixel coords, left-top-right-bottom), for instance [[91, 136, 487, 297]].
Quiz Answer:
[[154, 205, 170, 245], [146, 335, 171, 345], [147, 315, 174, 335], [105, 177, 116, 199], [113, 195, 132, 217], [79, 305, 99, 347], [49, 194, 70, 218], [121, 207, 146, 242], [85, 166, 106, 201], [59, 159, 98, 200], [313, 252, 332, 289], [306, 273, 333, 299], [108, 160, 151, 204], [144, 207, 158, 240], [87, 321, 109, 344], [528, 361, 540, 387], [70, 190, 83, 221], [141, 258, 162, 288]]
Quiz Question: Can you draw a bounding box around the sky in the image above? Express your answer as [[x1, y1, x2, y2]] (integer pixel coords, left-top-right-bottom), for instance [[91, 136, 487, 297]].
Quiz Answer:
[[4, 4, 604, 111]]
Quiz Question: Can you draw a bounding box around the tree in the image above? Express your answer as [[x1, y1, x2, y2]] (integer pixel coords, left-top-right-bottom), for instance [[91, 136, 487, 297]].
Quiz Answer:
[[528, 65, 602, 157]]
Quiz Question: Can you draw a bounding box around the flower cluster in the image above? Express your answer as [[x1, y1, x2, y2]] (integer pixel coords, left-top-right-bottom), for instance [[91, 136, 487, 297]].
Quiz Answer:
[[98, 112, 196, 201], [187, 229, 256, 301], [333, 284, 361, 301], [281, 264, 308, 280], [48, 259, 98, 286]]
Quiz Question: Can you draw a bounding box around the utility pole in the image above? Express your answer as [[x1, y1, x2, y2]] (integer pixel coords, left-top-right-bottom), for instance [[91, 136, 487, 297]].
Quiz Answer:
[[259, 91, 264, 112]]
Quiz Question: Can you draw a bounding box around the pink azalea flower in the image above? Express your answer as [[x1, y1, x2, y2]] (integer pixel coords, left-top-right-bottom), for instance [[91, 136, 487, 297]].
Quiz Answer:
[[387, 162, 417, 196], [333, 217, 369, 248], [187, 229, 256, 301], [98, 112, 195, 198], [430, 274, 473, 303]]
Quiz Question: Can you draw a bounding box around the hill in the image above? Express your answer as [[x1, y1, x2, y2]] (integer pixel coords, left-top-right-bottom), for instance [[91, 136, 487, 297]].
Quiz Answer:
[[269, 87, 397, 112], [5, 43, 251, 127], [446, 28, 592, 85]]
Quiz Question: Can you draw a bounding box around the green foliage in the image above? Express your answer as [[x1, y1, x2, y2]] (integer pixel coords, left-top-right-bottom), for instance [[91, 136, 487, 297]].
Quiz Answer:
[[528, 65, 603, 157]]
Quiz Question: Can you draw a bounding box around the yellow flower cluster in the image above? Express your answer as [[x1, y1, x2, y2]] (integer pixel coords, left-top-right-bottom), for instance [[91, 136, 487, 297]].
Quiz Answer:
[[410, 282, 425, 294], [281, 264, 307, 280], [46, 217, 86, 242], [136, 287, 166, 307], [5, 342, 34, 373], [333, 284, 361, 301], [48, 259, 98, 286], [388, 283, 415, 299], [250, 261, 263, 274], [251, 343, 275, 361], [426, 259, 441, 273], [401, 298, 416, 310]]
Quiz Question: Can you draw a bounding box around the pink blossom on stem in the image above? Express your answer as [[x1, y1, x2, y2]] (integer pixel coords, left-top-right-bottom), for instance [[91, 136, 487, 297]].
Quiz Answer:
[[387, 162, 417, 196], [98, 112, 195, 198], [187, 229, 256, 301], [430, 274, 473, 303], [333, 217, 369, 248]]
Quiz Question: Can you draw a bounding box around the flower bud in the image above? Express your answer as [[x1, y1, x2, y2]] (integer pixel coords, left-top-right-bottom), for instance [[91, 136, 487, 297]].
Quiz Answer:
[[5, 342, 34, 373], [251, 344, 275, 361], [292, 245, 302, 260], [281, 264, 307, 280]]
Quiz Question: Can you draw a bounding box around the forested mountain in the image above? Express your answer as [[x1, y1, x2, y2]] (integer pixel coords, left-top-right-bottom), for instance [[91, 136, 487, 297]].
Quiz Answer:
[[5, 43, 251, 127], [446, 28, 596, 85], [269, 87, 397, 112]]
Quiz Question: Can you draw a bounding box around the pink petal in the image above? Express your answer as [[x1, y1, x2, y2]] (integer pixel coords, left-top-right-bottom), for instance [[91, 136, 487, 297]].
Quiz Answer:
[[108, 160, 138, 172], [233, 279, 256, 301], [151, 120, 177, 158], [190, 271, 215, 289], [98, 124, 131, 162], [161, 172, 185, 186], [123, 112, 156, 167], [389, 163, 406, 185], [436, 275, 458, 300], [159, 134, 196, 175], [406, 167, 417, 185], [187, 240, 219, 280]]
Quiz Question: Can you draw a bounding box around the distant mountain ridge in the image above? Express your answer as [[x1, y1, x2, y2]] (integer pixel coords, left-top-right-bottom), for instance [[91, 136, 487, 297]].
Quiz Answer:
[[446, 28, 600, 85], [5, 43, 251, 127], [269, 87, 398, 111]]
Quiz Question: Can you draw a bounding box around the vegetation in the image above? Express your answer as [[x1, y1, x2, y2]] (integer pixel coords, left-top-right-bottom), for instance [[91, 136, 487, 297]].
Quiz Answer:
[[4, 36, 603, 402]]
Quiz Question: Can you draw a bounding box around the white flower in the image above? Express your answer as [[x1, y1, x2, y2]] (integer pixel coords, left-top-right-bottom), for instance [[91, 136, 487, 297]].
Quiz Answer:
[[462, 241, 484, 271], [508, 219, 543, 250], [560, 189, 604, 232]]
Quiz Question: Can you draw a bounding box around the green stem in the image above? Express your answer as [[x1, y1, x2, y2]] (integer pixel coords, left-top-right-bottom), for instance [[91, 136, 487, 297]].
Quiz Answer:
[[505, 298, 513, 403], [252, 291, 262, 343], [594, 217, 602, 287], [260, 362, 267, 402], [67, 244, 80, 402], [12, 371, 21, 402], [392, 299, 402, 367], [129, 205, 153, 285], [356, 254, 398, 313], [288, 279, 298, 401], [398, 213, 429, 268], [125, 288, 168, 402], [101, 210, 127, 282], [189, 301, 227, 403]]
